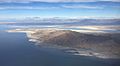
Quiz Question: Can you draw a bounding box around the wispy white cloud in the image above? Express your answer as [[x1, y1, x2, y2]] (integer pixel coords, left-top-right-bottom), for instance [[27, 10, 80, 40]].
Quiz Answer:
[[0, 6, 59, 10], [62, 5, 103, 9], [0, 5, 104, 10], [101, 0, 120, 2], [0, 0, 120, 3], [0, 0, 94, 3]]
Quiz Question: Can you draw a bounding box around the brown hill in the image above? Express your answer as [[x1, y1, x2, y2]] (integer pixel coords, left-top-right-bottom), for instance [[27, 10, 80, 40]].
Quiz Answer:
[[28, 29, 120, 58]]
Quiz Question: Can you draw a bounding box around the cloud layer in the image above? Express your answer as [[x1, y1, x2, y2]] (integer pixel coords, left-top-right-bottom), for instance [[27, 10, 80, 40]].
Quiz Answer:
[[0, 6, 59, 10], [0, 0, 120, 3], [0, 5, 104, 10], [0, 0, 119, 10], [62, 5, 103, 9]]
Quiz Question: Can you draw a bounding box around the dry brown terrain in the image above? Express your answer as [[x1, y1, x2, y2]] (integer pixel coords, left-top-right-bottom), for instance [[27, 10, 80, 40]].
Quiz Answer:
[[7, 29, 120, 58]]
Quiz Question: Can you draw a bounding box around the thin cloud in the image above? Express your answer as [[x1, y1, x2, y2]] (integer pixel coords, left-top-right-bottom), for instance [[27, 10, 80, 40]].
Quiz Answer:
[[101, 0, 120, 2], [0, 6, 60, 10], [0, 5, 103, 10], [62, 5, 103, 9], [0, 0, 120, 3], [0, 0, 95, 3]]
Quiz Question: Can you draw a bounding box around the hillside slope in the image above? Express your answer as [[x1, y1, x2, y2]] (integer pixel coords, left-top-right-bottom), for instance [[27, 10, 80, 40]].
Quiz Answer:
[[27, 29, 120, 58]]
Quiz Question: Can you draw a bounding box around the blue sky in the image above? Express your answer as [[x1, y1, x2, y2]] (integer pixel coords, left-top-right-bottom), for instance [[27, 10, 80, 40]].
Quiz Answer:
[[0, 0, 120, 19]]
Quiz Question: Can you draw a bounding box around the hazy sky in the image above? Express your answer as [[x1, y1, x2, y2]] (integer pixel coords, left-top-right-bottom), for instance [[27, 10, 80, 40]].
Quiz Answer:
[[0, 0, 120, 19]]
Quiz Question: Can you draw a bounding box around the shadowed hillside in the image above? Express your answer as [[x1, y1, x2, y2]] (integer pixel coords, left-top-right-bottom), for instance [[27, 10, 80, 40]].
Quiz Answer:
[[27, 29, 120, 58]]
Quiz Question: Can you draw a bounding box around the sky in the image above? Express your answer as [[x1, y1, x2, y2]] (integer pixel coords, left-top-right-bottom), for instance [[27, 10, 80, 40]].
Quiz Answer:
[[0, 0, 120, 19]]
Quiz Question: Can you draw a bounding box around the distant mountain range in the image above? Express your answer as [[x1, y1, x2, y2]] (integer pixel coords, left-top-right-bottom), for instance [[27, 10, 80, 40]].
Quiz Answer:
[[1, 17, 120, 26], [17, 17, 120, 26]]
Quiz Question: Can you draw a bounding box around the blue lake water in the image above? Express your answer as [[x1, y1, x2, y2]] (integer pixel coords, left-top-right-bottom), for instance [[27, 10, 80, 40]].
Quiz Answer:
[[0, 23, 120, 66], [0, 32, 120, 66]]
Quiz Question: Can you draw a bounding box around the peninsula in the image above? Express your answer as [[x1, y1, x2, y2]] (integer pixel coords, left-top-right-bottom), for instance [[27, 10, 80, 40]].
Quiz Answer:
[[7, 28, 120, 59]]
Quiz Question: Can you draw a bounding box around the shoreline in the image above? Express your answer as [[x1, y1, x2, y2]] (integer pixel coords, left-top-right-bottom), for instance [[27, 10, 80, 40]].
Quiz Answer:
[[6, 28, 120, 59], [0, 22, 16, 24]]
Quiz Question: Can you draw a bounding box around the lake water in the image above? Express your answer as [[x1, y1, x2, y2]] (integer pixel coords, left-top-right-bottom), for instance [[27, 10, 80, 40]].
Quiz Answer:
[[0, 24, 120, 66]]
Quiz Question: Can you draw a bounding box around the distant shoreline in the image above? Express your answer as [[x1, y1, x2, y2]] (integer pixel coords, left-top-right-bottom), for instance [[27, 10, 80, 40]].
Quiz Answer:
[[0, 22, 16, 24]]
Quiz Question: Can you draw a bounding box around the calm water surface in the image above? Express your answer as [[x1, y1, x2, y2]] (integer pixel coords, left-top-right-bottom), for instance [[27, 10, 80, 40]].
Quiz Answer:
[[0, 31, 120, 66]]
